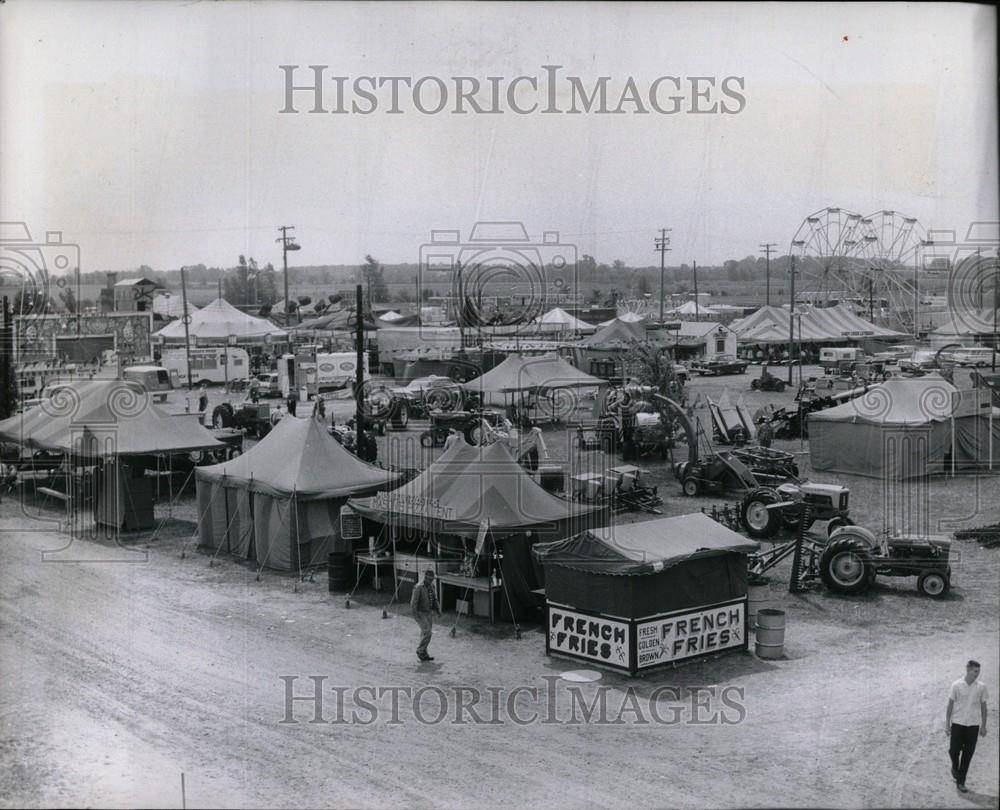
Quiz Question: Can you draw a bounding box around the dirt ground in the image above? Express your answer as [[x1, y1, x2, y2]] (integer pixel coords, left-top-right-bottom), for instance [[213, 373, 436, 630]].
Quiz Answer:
[[2, 366, 998, 809]]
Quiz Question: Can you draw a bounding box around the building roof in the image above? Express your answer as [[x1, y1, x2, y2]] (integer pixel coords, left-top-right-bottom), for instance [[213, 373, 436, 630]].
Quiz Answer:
[[677, 320, 731, 338], [115, 277, 160, 288]]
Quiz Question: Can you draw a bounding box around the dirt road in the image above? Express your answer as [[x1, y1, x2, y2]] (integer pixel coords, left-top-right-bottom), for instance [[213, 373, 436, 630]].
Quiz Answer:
[[2, 488, 998, 808]]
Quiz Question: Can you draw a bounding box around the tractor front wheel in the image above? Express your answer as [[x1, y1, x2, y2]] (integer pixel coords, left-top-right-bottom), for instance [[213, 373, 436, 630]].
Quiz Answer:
[[419, 431, 435, 449], [740, 487, 781, 539], [819, 534, 874, 594], [682, 477, 700, 497], [212, 403, 234, 429], [917, 571, 950, 598]]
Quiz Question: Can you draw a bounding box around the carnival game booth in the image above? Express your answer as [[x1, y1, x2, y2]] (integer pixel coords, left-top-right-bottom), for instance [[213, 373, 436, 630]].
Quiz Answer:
[[534, 513, 759, 676], [809, 377, 999, 480], [347, 438, 604, 621], [195, 415, 402, 571], [0, 379, 225, 530]]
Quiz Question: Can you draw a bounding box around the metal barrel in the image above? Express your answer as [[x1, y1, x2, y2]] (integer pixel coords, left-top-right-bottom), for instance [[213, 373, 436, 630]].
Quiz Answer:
[[747, 581, 770, 627], [328, 551, 351, 592], [754, 608, 786, 659]]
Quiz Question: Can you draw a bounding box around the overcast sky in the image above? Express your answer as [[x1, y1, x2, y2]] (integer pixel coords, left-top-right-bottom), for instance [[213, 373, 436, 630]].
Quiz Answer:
[[1, 1, 997, 274]]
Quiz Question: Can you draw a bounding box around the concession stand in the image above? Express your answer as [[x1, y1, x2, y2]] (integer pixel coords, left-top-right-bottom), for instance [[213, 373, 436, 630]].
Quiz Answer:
[[534, 513, 759, 675]]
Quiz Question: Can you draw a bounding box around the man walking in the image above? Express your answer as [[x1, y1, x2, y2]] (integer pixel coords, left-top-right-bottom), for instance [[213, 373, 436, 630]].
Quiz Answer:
[[946, 660, 989, 792], [410, 569, 440, 662]]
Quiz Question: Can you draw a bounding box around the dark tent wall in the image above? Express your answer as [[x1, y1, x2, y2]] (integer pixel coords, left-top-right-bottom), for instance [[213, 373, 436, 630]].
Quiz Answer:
[[542, 553, 748, 620], [809, 421, 953, 479]]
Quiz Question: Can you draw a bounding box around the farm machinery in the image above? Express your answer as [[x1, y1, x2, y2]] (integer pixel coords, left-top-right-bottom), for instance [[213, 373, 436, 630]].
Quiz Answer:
[[750, 366, 787, 392], [739, 481, 852, 539], [744, 523, 953, 598], [212, 400, 284, 438]]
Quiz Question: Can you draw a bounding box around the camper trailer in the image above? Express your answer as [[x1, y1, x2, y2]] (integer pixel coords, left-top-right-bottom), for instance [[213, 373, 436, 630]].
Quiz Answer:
[[161, 347, 250, 386], [277, 352, 367, 397], [820, 346, 864, 371], [122, 365, 179, 402]]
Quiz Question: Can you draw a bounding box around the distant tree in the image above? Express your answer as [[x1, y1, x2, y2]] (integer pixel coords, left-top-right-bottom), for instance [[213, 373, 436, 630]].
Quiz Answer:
[[636, 274, 652, 295], [297, 295, 312, 306], [357, 255, 389, 303], [59, 285, 78, 314], [421, 288, 433, 302], [0, 299, 17, 419], [255, 263, 279, 305], [612, 259, 626, 274]]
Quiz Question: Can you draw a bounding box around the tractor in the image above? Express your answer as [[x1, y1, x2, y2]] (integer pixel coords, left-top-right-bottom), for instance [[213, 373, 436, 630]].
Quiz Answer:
[[819, 525, 953, 598], [739, 481, 852, 539], [750, 366, 786, 392]]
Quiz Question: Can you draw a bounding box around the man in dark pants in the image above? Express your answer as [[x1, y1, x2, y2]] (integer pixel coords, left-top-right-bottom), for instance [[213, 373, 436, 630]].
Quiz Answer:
[[946, 660, 989, 792], [410, 569, 440, 662]]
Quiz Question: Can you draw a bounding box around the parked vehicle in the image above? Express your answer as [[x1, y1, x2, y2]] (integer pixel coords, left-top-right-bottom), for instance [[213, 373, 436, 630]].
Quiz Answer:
[[689, 355, 748, 376], [950, 347, 996, 367], [254, 372, 281, 397], [749, 366, 786, 392], [122, 365, 177, 402], [819, 347, 863, 370], [161, 347, 250, 386], [277, 352, 367, 397], [898, 350, 938, 374]]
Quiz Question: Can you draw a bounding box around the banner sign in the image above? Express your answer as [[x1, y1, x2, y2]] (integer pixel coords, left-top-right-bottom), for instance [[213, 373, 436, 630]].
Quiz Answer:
[[548, 606, 630, 669], [636, 600, 746, 668], [373, 490, 456, 521]]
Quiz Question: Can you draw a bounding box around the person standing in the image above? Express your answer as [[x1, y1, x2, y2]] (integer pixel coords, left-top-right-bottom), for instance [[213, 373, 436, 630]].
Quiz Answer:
[[758, 418, 774, 448], [197, 384, 209, 414], [946, 660, 989, 792], [410, 569, 440, 662], [286, 392, 297, 417]]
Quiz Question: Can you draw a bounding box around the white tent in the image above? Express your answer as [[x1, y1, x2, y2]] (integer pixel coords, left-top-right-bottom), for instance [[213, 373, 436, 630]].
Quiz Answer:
[[154, 297, 285, 343], [379, 310, 404, 322], [599, 310, 648, 326], [537, 307, 596, 333], [669, 300, 721, 317]]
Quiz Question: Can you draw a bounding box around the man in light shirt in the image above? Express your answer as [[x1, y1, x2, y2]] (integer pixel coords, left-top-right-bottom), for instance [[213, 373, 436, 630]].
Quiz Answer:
[[945, 660, 989, 792]]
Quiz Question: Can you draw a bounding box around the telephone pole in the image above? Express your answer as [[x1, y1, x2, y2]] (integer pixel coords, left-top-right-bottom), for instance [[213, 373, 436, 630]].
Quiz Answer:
[[759, 243, 777, 306], [655, 228, 672, 322], [693, 261, 699, 318], [788, 255, 796, 385], [276, 225, 301, 324]]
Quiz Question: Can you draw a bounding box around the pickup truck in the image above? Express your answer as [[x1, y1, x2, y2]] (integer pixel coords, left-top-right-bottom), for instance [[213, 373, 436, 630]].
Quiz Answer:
[[689, 355, 749, 376]]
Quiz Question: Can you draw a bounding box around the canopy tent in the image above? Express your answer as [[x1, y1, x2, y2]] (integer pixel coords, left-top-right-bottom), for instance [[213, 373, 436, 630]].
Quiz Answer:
[[668, 300, 720, 317], [931, 308, 997, 337], [195, 415, 401, 570], [535, 514, 758, 673], [536, 307, 597, 334], [808, 377, 998, 479], [379, 310, 404, 322], [154, 297, 285, 343], [580, 318, 647, 349], [349, 438, 602, 620], [0, 379, 223, 456], [732, 304, 907, 344], [598, 310, 647, 327], [462, 353, 605, 394]]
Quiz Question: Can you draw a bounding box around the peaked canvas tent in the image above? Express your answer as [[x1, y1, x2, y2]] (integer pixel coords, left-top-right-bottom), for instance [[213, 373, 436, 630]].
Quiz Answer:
[[154, 297, 285, 343], [463, 353, 605, 394], [580, 318, 647, 349], [195, 415, 402, 570], [598, 310, 647, 327], [668, 300, 720, 317], [0, 379, 222, 456], [537, 307, 597, 334], [809, 377, 998, 479], [931, 307, 997, 337], [153, 293, 195, 320], [349, 439, 603, 619], [732, 304, 906, 344]]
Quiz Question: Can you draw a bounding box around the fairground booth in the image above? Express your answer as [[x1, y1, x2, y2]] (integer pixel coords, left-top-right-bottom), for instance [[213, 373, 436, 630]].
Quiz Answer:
[[809, 377, 1000, 479], [347, 438, 604, 622], [534, 513, 759, 676], [0, 379, 224, 530], [195, 415, 402, 571]]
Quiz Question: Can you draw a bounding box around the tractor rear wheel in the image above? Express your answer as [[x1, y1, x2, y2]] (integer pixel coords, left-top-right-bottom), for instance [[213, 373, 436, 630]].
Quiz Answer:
[[774, 380, 786, 392], [740, 487, 781, 539], [819, 534, 874, 594], [389, 400, 409, 430], [419, 431, 435, 448], [682, 477, 700, 497], [917, 571, 950, 598], [212, 403, 234, 429], [750, 379, 760, 390]]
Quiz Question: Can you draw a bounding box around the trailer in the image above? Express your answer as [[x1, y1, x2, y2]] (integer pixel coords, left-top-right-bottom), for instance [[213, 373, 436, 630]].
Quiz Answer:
[[161, 347, 250, 386], [277, 352, 367, 397]]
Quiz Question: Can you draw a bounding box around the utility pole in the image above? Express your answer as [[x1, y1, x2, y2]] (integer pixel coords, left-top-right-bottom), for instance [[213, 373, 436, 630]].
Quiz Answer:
[[760, 243, 776, 306], [868, 274, 874, 323], [180, 266, 194, 391], [693, 261, 699, 319], [355, 284, 364, 450], [277, 225, 300, 325], [788, 255, 796, 385], [913, 247, 920, 341], [655, 228, 672, 322]]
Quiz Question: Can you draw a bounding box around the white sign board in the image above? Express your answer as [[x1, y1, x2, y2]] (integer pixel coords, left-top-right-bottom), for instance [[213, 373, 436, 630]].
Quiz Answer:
[[373, 490, 457, 521], [548, 607, 630, 670], [636, 600, 746, 669]]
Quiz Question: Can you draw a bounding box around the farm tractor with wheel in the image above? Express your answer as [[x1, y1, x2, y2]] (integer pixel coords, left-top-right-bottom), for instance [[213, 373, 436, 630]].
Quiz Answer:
[[740, 481, 852, 539], [818, 526, 953, 598], [750, 366, 786, 392]]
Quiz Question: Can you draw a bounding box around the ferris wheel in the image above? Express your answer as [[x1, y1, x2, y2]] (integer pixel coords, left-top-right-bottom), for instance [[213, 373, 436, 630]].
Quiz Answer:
[[790, 207, 927, 330]]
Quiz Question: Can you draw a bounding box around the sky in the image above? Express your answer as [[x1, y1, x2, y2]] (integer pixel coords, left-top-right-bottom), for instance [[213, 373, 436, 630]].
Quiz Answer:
[[0, 1, 997, 275]]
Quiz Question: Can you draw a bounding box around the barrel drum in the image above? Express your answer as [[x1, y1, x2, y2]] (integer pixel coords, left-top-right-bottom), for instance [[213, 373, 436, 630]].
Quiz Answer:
[[747, 581, 770, 627], [754, 608, 786, 659], [328, 551, 351, 592]]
